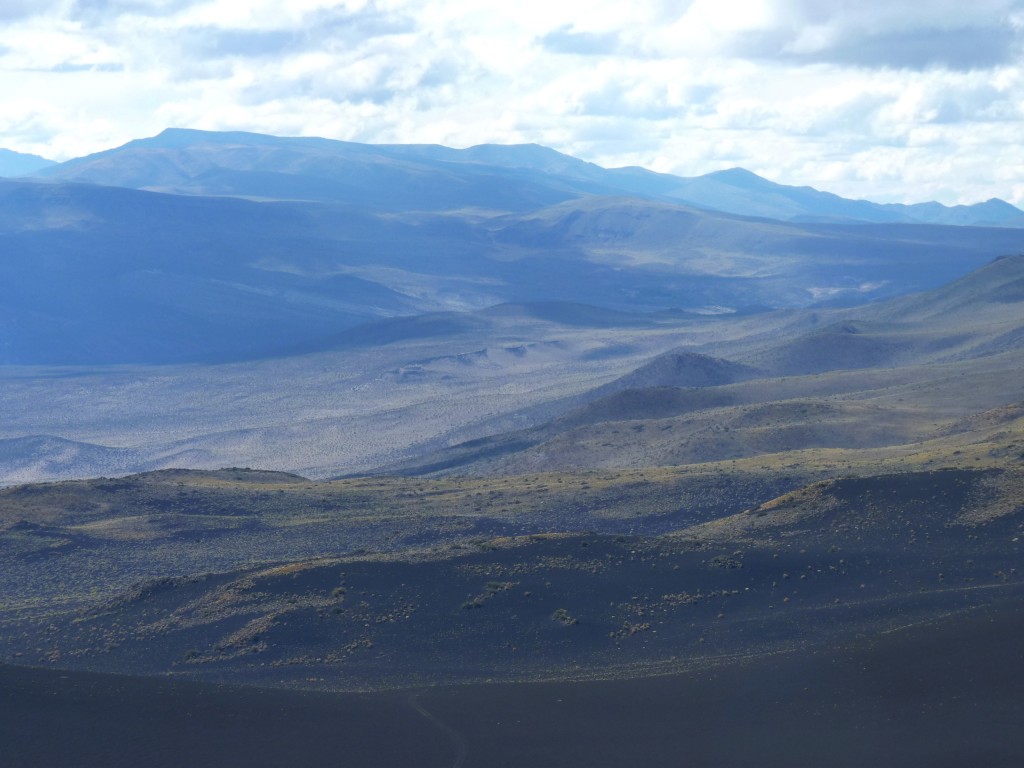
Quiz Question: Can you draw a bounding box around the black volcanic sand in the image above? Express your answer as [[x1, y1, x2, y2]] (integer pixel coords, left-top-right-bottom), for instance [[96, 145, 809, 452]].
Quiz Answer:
[[424, 598, 1024, 768], [4, 599, 1023, 768], [0, 669, 450, 768]]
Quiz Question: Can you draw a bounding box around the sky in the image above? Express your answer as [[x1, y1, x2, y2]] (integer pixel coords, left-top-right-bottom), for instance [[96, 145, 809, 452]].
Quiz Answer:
[[1, 0, 1023, 205]]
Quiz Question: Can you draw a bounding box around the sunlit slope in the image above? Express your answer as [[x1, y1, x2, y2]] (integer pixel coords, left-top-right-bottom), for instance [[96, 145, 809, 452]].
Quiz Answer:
[[1, 465, 1019, 690], [385, 256, 1024, 476]]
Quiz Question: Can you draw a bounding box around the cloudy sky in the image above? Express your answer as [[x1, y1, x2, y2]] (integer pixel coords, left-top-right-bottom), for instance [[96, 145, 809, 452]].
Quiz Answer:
[[1, 0, 1023, 205]]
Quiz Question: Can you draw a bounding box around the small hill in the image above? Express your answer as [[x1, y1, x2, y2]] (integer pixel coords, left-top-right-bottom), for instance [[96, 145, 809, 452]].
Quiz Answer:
[[749, 321, 912, 375], [592, 350, 758, 393], [465, 398, 943, 475], [745, 255, 1024, 375], [560, 386, 740, 427], [687, 467, 1024, 543], [548, 350, 757, 428], [873, 253, 1024, 324], [376, 350, 756, 476], [937, 400, 1024, 437]]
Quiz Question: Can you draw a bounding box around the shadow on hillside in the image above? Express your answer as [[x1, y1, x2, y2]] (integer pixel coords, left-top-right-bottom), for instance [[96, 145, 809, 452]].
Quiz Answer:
[[4, 597, 1022, 768]]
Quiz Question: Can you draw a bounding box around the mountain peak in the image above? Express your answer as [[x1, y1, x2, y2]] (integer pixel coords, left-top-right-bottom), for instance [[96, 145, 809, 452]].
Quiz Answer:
[[710, 166, 762, 178], [977, 197, 1022, 212], [139, 127, 281, 149], [705, 167, 771, 184]]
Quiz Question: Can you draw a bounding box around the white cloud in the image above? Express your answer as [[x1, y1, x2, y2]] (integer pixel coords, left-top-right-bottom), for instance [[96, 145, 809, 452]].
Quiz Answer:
[[0, 0, 1023, 206], [732, 0, 1024, 70]]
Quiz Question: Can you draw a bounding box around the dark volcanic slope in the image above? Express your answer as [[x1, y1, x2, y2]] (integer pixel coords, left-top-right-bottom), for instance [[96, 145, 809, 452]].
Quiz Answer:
[[415, 601, 1024, 768], [5, 598, 1023, 768], [0, 663, 450, 768], [3, 468, 1020, 692]]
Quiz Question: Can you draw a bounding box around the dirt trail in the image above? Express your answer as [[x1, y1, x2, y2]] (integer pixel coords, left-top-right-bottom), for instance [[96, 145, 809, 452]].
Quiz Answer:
[[408, 691, 468, 768]]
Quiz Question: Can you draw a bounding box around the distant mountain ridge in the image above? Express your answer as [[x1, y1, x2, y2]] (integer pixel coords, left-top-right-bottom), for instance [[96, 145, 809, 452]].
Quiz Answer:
[[26, 127, 1024, 227], [0, 148, 56, 177], [6, 127, 1024, 366], [655, 167, 1024, 228]]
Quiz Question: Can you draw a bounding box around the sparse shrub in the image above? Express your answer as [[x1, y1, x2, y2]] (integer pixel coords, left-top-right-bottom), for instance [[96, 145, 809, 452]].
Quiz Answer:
[[551, 607, 578, 626], [707, 554, 742, 569]]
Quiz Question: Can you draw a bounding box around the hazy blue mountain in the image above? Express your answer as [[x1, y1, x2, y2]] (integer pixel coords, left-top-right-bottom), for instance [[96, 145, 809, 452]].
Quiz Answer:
[[3, 175, 1023, 365], [30, 128, 617, 212], [0, 179, 434, 364], [0, 148, 55, 177], [629, 167, 909, 223], [488, 195, 1024, 305], [31, 128, 1024, 226], [635, 167, 1024, 227], [886, 197, 1024, 228]]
